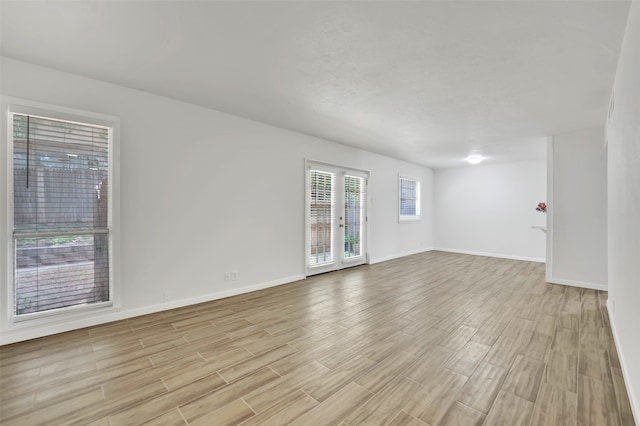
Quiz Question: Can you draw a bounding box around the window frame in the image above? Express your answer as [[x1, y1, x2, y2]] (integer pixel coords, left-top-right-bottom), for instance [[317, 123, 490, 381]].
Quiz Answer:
[[398, 174, 421, 223], [3, 98, 120, 325]]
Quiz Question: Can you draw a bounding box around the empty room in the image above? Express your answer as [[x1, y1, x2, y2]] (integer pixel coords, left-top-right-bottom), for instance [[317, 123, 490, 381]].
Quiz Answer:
[[0, 1, 638, 425]]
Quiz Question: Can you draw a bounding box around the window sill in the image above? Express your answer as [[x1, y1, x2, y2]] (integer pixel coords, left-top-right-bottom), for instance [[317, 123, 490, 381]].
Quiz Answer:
[[11, 301, 115, 324], [399, 217, 422, 224]]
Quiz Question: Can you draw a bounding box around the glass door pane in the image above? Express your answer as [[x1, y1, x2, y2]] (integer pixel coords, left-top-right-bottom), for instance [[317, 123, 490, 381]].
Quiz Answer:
[[344, 175, 365, 260], [308, 169, 335, 267]]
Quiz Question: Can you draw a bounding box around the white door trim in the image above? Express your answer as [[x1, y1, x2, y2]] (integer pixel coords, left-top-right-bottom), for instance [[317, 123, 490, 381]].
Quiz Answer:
[[304, 159, 370, 277]]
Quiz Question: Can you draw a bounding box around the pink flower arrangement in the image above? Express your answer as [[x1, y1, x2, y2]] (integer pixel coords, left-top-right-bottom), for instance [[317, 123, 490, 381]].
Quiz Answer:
[[536, 202, 547, 213]]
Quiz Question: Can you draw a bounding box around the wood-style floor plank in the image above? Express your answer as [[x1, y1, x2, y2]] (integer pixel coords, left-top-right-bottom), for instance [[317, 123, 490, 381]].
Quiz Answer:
[[346, 376, 423, 425], [403, 367, 469, 425], [457, 361, 508, 413], [187, 398, 254, 426], [444, 340, 491, 377], [483, 390, 535, 426], [578, 374, 621, 426], [0, 251, 633, 425], [611, 367, 636, 426], [502, 354, 545, 402], [439, 402, 486, 426], [529, 383, 578, 426], [387, 411, 429, 426], [289, 381, 373, 426]]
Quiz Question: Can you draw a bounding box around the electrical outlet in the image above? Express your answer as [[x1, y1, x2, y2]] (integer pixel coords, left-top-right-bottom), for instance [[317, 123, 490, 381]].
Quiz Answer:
[[231, 270, 238, 281], [163, 291, 170, 302], [224, 272, 231, 281]]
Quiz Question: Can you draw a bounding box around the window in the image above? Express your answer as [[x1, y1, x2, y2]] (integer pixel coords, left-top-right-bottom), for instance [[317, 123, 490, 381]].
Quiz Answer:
[[399, 175, 421, 222], [309, 169, 335, 266], [343, 174, 366, 259], [9, 105, 117, 319]]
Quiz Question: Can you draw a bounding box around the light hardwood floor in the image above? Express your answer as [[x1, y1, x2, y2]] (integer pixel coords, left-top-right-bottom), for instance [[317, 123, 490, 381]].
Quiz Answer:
[[0, 251, 635, 425]]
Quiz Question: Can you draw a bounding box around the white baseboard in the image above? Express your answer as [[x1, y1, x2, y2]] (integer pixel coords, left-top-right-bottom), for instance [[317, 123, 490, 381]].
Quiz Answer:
[[369, 247, 434, 264], [0, 274, 305, 345], [607, 300, 640, 425], [546, 277, 608, 291], [432, 247, 546, 263]]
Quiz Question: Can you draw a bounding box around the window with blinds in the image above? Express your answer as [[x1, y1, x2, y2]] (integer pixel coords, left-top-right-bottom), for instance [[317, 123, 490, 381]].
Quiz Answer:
[[344, 175, 366, 259], [399, 175, 421, 222], [12, 113, 112, 317], [309, 170, 335, 266]]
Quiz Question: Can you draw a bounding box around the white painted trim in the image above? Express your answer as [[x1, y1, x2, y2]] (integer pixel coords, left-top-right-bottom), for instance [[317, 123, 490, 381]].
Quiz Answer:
[[0, 274, 305, 345], [546, 277, 608, 291], [546, 136, 554, 282], [398, 174, 422, 223], [2, 97, 121, 329], [607, 300, 640, 425], [369, 247, 434, 264], [433, 247, 545, 263], [303, 159, 310, 277], [304, 160, 370, 277]]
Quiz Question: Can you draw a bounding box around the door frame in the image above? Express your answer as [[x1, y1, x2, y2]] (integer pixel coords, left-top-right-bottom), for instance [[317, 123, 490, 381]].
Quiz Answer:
[[304, 159, 371, 278]]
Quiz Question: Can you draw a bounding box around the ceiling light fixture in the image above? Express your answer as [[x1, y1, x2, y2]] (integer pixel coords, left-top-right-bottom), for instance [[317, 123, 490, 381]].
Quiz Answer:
[[465, 154, 485, 165]]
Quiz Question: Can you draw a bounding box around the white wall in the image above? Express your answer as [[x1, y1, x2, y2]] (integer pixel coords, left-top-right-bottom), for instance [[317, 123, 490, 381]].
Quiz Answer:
[[548, 127, 608, 289], [0, 57, 434, 344], [433, 160, 546, 262], [606, 2, 640, 421]]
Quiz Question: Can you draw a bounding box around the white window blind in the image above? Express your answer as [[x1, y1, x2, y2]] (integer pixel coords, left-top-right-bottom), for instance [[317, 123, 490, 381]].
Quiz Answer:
[[309, 170, 335, 266], [12, 113, 111, 316], [344, 175, 366, 259], [399, 176, 421, 222]]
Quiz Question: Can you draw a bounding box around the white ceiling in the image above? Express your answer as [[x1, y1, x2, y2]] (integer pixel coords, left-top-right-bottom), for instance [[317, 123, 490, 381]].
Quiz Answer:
[[0, 1, 630, 168]]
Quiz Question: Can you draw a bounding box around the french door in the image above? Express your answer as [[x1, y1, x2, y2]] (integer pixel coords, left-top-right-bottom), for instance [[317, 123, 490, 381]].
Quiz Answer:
[[306, 162, 369, 276]]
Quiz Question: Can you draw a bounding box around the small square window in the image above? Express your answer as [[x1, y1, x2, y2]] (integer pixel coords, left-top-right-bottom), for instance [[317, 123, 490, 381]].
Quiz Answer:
[[399, 175, 421, 223]]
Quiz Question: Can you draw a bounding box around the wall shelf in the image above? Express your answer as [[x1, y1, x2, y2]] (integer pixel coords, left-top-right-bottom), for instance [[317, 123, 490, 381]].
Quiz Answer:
[[531, 225, 547, 234]]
